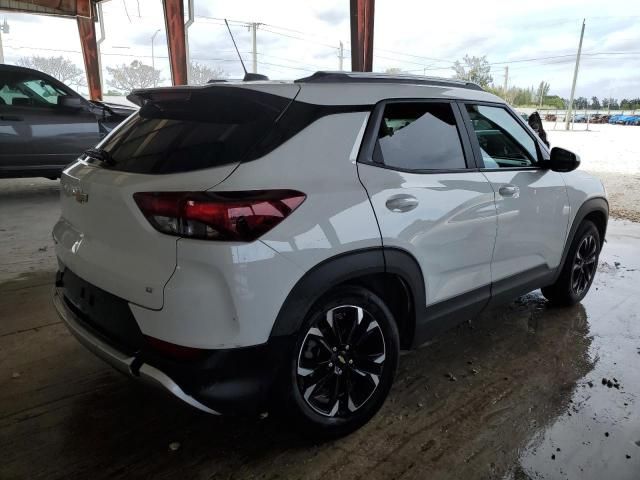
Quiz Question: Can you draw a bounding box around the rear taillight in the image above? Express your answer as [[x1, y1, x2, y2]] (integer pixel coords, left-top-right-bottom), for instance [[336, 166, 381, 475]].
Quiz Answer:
[[133, 190, 305, 241]]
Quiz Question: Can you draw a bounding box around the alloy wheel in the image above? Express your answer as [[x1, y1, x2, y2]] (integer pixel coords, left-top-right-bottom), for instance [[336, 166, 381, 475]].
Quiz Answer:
[[571, 234, 598, 296], [296, 305, 386, 418]]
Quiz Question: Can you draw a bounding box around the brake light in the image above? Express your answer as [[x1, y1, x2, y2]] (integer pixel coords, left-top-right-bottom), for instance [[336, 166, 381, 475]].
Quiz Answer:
[[133, 190, 305, 241]]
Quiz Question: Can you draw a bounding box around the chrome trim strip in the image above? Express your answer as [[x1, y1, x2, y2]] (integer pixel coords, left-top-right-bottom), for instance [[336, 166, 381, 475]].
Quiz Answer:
[[52, 288, 220, 415]]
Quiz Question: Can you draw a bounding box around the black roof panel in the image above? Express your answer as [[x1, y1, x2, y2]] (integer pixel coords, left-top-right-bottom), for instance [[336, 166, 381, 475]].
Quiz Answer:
[[295, 71, 484, 91]]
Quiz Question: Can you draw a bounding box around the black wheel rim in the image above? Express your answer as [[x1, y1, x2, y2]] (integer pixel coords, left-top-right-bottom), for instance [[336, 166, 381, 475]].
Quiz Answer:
[[296, 305, 386, 418], [571, 233, 598, 296]]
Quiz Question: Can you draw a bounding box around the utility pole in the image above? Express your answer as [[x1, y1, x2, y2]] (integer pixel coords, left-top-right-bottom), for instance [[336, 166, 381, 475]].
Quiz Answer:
[[0, 18, 10, 64], [503, 66, 509, 98], [338, 41, 344, 71], [539, 82, 544, 108], [151, 29, 161, 87], [565, 19, 586, 130], [251, 23, 258, 74]]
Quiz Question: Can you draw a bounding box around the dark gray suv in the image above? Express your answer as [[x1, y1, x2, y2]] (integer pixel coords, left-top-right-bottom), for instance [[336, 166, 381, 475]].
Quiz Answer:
[[0, 64, 135, 179]]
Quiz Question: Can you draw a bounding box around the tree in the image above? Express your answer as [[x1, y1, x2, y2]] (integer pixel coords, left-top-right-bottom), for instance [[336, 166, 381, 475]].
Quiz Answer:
[[385, 67, 406, 75], [188, 61, 226, 85], [17, 55, 85, 87], [536, 81, 550, 106], [574, 96, 589, 109], [451, 55, 493, 87], [106, 60, 162, 93], [602, 97, 619, 110], [544, 95, 566, 109], [590, 96, 600, 109]]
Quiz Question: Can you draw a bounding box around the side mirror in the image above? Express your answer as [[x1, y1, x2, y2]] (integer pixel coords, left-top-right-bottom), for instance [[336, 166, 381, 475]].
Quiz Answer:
[[548, 147, 580, 172], [58, 96, 86, 110]]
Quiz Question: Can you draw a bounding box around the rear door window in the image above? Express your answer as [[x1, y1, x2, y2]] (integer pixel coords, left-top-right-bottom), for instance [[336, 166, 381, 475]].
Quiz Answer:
[[96, 87, 293, 174], [372, 102, 467, 171]]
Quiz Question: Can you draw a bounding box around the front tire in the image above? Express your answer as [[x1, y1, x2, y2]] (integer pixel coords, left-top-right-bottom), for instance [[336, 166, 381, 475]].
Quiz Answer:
[[285, 285, 399, 438], [542, 220, 601, 305]]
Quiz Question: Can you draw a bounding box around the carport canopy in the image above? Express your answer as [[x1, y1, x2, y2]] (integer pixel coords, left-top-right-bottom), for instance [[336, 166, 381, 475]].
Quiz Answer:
[[0, 0, 375, 100]]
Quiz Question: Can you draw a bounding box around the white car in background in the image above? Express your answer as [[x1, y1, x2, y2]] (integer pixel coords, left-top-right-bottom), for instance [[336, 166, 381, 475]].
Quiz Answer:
[[52, 71, 608, 437]]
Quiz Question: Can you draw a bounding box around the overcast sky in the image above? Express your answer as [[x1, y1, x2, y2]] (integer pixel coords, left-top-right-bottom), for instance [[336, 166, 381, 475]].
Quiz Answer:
[[1, 0, 639, 99]]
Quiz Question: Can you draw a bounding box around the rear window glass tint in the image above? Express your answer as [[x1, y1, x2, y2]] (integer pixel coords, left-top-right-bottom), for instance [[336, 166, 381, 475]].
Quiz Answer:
[[96, 88, 291, 174]]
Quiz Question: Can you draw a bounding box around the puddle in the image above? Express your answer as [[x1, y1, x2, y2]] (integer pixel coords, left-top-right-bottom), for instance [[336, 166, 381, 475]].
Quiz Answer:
[[510, 219, 640, 479]]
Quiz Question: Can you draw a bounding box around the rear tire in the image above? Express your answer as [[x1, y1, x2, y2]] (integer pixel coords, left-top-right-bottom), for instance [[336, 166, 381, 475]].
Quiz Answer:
[[542, 220, 601, 306], [284, 285, 399, 438]]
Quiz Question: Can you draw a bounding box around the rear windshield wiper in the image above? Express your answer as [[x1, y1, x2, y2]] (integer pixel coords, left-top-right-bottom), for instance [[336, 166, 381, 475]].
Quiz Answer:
[[84, 148, 115, 167]]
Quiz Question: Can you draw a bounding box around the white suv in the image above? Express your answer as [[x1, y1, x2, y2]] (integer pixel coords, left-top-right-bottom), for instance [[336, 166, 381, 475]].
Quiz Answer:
[[53, 72, 608, 436]]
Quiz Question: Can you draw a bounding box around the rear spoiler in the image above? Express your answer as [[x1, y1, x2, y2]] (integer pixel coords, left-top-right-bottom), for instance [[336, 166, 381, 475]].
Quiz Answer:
[[127, 87, 195, 107], [127, 77, 270, 106]]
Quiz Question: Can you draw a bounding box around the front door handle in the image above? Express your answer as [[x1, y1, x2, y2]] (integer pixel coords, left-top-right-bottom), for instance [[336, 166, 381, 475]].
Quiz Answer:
[[498, 185, 520, 198], [0, 115, 24, 121], [385, 194, 419, 212]]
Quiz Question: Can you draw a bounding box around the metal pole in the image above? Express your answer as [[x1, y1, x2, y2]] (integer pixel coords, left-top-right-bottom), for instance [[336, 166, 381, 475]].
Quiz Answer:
[[151, 29, 160, 87], [185, 0, 194, 83], [503, 66, 509, 97], [338, 41, 344, 71], [565, 19, 585, 130], [539, 82, 544, 108], [96, 3, 105, 94], [586, 105, 589, 131], [251, 23, 257, 74], [0, 18, 9, 64]]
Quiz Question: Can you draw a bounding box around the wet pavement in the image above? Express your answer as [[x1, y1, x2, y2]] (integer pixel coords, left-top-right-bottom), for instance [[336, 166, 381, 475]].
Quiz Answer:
[[1, 180, 639, 480]]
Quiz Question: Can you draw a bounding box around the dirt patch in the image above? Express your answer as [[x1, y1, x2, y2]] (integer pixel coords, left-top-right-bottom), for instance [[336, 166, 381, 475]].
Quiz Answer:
[[545, 123, 640, 223], [586, 171, 640, 223]]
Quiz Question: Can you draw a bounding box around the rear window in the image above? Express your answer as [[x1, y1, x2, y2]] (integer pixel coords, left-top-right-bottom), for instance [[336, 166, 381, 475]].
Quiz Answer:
[[94, 87, 292, 174]]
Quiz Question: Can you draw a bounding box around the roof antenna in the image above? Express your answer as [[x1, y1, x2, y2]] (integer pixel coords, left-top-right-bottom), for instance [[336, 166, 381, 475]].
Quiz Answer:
[[224, 19, 268, 82]]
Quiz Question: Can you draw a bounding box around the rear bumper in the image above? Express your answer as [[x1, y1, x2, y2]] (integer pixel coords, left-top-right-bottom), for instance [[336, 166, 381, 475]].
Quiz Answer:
[[53, 285, 293, 415], [53, 287, 220, 414]]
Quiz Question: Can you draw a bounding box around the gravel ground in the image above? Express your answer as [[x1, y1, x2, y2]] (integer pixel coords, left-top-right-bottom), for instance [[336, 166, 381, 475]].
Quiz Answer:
[[544, 122, 640, 222]]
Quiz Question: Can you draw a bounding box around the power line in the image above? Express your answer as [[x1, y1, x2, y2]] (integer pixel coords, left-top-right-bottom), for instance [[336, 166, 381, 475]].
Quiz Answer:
[[489, 51, 640, 65]]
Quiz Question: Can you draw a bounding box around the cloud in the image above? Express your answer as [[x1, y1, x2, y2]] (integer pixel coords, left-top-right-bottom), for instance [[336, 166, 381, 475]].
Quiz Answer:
[[601, 25, 640, 52], [315, 7, 345, 26]]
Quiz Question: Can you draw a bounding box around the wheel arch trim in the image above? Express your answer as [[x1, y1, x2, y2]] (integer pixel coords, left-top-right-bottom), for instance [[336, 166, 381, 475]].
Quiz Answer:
[[269, 247, 425, 340], [552, 196, 609, 283]]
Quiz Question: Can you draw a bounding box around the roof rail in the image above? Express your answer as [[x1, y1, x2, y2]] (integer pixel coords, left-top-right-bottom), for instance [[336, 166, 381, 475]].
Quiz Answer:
[[294, 71, 484, 91]]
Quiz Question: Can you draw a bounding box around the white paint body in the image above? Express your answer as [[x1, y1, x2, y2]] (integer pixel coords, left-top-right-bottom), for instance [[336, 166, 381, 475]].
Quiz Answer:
[[53, 80, 606, 349]]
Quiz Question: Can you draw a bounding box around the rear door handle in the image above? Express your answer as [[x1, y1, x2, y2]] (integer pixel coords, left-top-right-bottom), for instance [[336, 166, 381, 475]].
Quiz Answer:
[[0, 115, 24, 121], [385, 194, 419, 212], [498, 185, 519, 198]]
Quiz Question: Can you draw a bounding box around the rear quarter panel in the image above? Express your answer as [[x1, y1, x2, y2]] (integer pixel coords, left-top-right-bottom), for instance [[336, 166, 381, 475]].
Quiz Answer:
[[214, 111, 381, 271]]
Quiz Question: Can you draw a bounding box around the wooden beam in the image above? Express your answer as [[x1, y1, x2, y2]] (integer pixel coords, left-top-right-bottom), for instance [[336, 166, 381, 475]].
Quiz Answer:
[[162, 0, 188, 85], [76, 1, 101, 100], [350, 0, 375, 72]]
